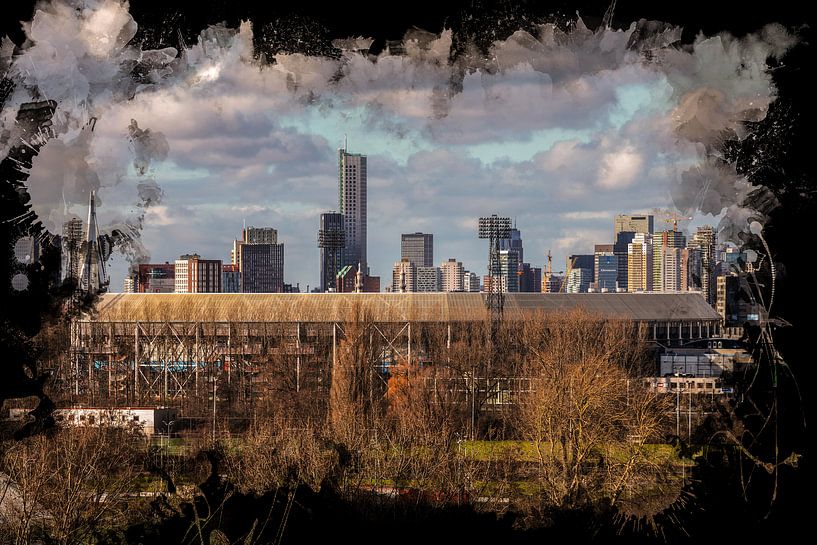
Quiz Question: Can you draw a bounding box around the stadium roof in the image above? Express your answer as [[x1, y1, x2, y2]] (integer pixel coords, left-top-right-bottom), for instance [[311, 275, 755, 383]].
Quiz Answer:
[[88, 292, 720, 323]]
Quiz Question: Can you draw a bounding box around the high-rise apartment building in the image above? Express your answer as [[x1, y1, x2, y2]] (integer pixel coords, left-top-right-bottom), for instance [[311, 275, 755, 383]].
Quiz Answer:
[[339, 147, 367, 273], [392, 258, 416, 292], [416, 266, 442, 292], [175, 254, 222, 293], [652, 229, 686, 291], [690, 226, 717, 305], [441, 258, 464, 292], [401, 233, 433, 267], [660, 247, 683, 291], [614, 214, 654, 237], [318, 212, 345, 292], [627, 233, 653, 292]]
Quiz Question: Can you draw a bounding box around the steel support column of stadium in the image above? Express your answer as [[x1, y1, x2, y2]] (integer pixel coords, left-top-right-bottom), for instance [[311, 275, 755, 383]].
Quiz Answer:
[[195, 324, 199, 395], [296, 322, 301, 393], [408, 322, 411, 364], [134, 321, 139, 401], [706, 322, 711, 338]]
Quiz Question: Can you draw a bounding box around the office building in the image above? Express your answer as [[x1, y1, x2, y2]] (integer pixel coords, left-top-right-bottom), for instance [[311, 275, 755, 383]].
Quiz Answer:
[[613, 231, 636, 291], [318, 212, 345, 292], [627, 233, 653, 292], [441, 258, 464, 292], [175, 254, 222, 293], [137, 263, 175, 293], [519, 263, 542, 293], [241, 242, 284, 293], [401, 233, 433, 267], [416, 266, 442, 292], [614, 214, 654, 237], [222, 264, 241, 293], [595, 253, 618, 292], [500, 227, 524, 264], [339, 147, 367, 272]]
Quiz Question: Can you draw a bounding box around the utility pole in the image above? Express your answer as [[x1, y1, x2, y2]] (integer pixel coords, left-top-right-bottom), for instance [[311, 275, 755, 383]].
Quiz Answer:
[[212, 376, 217, 445]]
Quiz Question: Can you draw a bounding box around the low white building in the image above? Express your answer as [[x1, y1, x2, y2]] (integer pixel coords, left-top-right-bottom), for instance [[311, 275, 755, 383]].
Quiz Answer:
[[7, 407, 178, 437]]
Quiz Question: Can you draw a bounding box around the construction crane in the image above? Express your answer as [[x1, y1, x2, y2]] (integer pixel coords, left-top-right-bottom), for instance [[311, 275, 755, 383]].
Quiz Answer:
[[541, 250, 566, 293], [661, 211, 693, 231]]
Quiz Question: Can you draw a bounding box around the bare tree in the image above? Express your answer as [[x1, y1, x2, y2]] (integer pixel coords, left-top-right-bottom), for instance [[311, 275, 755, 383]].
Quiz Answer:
[[516, 310, 672, 509], [0, 426, 141, 545]]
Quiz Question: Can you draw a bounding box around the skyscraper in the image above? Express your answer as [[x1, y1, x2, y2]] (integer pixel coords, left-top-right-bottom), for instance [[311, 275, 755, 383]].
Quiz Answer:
[[500, 227, 524, 264], [339, 147, 367, 273], [401, 233, 433, 267], [319, 212, 345, 292], [690, 226, 717, 305], [627, 233, 653, 292]]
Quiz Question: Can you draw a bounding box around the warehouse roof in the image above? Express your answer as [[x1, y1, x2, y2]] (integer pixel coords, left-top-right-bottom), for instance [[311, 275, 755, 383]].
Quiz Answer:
[[87, 292, 720, 323]]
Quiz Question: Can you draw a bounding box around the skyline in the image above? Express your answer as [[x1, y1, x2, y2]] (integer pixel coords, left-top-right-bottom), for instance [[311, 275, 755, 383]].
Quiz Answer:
[[4, 3, 785, 294]]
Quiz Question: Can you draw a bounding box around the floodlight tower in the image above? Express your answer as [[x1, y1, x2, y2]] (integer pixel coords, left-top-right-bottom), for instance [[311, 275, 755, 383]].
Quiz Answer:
[[478, 215, 512, 320]]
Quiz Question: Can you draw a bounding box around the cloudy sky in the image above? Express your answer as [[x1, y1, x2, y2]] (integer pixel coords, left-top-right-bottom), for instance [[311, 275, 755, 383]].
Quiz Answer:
[[2, 0, 794, 291]]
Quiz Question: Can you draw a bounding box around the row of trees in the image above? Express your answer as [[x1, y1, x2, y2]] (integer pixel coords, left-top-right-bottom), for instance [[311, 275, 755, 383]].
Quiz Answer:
[[1, 309, 679, 542]]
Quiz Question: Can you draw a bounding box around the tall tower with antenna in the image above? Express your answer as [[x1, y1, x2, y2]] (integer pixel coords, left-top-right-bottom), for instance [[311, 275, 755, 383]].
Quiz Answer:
[[338, 138, 368, 274]]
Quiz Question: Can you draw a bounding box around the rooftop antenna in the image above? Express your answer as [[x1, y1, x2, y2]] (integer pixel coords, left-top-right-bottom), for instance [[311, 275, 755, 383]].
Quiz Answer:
[[344, 133, 348, 152]]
